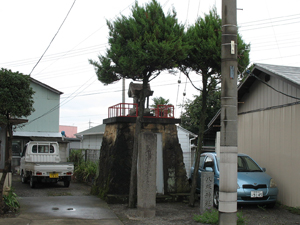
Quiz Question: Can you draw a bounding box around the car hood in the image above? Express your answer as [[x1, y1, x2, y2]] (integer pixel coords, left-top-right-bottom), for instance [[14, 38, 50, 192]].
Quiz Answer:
[[237, 172, 271, 186]]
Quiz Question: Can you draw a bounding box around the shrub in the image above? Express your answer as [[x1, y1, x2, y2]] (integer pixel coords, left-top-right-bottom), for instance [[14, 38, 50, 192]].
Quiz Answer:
[[3, 188, 20, 212], [68, 149, 84, 167]]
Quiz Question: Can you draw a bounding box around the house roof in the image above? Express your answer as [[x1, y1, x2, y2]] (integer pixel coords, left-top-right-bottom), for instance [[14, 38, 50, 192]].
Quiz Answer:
[[253, 63, 300, 85], [30, 77, 63, 95], [177, 125, 197, 138], [75, 124, 106, 136], [207, 63, 300, 130]]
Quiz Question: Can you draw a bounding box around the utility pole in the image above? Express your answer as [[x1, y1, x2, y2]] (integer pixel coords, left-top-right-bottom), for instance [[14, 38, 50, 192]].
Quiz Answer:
[[122, 78, 125, 116], [219, 0, 238, 224]]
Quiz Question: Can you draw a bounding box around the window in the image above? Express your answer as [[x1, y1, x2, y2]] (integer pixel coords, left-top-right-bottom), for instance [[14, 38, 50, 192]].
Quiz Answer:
[[12, 140, 22, 157], [32, 144, 55, 154], [199, 155, 206, 169]]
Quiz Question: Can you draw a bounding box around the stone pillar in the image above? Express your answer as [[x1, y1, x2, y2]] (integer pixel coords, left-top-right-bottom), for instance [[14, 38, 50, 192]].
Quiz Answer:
[[137, 131, 157, 218], [200, 172, 214, 214]]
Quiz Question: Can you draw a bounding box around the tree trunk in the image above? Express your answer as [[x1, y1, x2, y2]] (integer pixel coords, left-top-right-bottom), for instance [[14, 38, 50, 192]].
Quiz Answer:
[[189, 76, 208, 207], [0, 122, 12, 215], [128, 78, 148, 208]]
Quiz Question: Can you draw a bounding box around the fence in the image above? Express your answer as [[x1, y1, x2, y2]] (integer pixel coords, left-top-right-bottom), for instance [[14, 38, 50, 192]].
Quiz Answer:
[[108, 103, 175, 118], [69, 148, 100, 163]]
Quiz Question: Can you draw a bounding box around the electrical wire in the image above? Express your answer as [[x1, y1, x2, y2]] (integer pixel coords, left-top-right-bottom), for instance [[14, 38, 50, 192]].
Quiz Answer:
[[250, 73, 300, 100], [29, 0, 77, 76]]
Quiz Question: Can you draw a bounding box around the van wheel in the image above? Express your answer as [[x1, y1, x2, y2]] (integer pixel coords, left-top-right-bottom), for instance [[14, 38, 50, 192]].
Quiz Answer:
[[30, 176, 36, 188], [64, 180, 70, 187]]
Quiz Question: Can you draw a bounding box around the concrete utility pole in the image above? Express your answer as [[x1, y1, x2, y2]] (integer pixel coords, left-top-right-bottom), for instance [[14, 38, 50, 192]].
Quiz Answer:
[[122, 78, 125, 116], [219, 0, 238, 224]]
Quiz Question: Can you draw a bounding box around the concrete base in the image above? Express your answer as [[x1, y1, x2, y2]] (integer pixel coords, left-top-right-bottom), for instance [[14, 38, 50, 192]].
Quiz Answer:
[[219, 212, 237, 225], [138, 207, 156, 218]]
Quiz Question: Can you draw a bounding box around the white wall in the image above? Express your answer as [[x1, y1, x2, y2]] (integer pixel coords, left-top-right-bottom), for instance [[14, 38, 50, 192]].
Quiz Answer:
[[177, 127, 193, 174], [81, 134, 103, 150]]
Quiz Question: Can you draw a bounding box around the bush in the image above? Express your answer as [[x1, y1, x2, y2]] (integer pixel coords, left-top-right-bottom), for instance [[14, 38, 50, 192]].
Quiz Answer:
[[69, 149, 98, 183], [3, 188, 20, 213], [68, 149, 84, 167]]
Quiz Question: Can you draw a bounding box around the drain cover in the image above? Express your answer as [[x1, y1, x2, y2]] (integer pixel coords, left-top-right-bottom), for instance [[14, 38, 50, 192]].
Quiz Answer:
[[67, 208, 76, 211], [52, 207, 59, 210]]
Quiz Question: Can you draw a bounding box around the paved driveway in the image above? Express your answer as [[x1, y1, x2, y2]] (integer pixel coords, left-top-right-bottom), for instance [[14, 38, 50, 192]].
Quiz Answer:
[[0, 175, 123, 225]]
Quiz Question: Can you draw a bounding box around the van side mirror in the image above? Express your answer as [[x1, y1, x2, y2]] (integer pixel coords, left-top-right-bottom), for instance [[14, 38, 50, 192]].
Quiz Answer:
[[262, 168, 266, 172]]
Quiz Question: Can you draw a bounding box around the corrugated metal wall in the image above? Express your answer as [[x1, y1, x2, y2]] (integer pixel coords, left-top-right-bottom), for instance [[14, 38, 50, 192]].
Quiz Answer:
[[238, 104, 300, 207], [239, 74, 300, 114]]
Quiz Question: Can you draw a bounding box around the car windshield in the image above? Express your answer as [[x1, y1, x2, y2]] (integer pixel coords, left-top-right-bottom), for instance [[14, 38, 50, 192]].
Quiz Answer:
[[238, 156, 262, 172]]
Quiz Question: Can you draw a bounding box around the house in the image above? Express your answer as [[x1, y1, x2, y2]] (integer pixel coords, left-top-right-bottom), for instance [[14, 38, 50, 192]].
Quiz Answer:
[[75, 124, 197, 171], [12, 77, 67, 171], [177, 125, 197, 174], [207, 63, 300, 207], [59, 125, 78, 138], [74, 124, 106, 162]]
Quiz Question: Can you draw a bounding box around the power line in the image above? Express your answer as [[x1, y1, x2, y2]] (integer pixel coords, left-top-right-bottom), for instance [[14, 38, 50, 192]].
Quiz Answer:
[[239, 13, 300, 26], [240, 20, 300, 31], [29, 0, 77, 76], [250, 73, 300, 100]]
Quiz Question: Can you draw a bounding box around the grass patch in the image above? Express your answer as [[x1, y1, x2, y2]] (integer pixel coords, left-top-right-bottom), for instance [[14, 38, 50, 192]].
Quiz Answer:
[[193, 208, 247, 224], [282, 205, 300, 215]]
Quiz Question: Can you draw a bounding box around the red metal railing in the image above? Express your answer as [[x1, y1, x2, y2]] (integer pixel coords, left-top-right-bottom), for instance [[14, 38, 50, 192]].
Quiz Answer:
[[108, 103, 138, 118], [108, 103, 174, 119], [150, 105, 174, 118]]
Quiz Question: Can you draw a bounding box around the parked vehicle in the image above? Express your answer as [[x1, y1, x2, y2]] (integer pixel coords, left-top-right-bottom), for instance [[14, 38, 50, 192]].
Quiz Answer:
[[20, 141, 74, 188], [189, 152, 278, 208]]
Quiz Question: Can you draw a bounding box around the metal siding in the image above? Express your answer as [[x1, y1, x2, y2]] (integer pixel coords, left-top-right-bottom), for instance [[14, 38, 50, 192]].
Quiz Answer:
[[291, 105, 300, 206], [239, 75, 300, 114], [15, 82, 60, 133], [238, 105, 300, 207]]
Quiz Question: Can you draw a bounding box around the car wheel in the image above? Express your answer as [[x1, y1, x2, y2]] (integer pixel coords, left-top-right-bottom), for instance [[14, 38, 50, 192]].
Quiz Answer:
[[64, 180, 70, 188], [30, 176, 36, 188], [213, 187, 219, 208], [21, 172, 27, 184], [266, 202, 276, 208]]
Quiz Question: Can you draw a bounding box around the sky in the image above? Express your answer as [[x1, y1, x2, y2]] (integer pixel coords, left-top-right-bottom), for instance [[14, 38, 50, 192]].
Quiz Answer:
[[1, 0, 300, 132]]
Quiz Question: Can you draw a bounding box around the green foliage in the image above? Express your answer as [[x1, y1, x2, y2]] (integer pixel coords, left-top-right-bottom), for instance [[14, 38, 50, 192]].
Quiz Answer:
[[0, 68, 35, 124], [150, 97, 171, 108], [193, 208, 247, 224], [69, 149, 98, 183], [89, 0, 189, 85], [282, 205, 300, 215], [68, 149, 84, 168], [193, 208, 219, 224], [181, 7, 250, 81], [74, 160, 98, 183], [181, 89, 221, 134], [3, 188, 20, 212]]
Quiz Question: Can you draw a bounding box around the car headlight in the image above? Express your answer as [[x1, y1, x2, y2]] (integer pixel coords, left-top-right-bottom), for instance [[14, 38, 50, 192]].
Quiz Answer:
[[270, 178, 277, 188]]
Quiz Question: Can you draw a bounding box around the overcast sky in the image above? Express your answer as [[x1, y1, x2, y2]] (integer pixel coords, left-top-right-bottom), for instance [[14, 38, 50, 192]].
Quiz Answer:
[[1, 0, 300, 132]]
